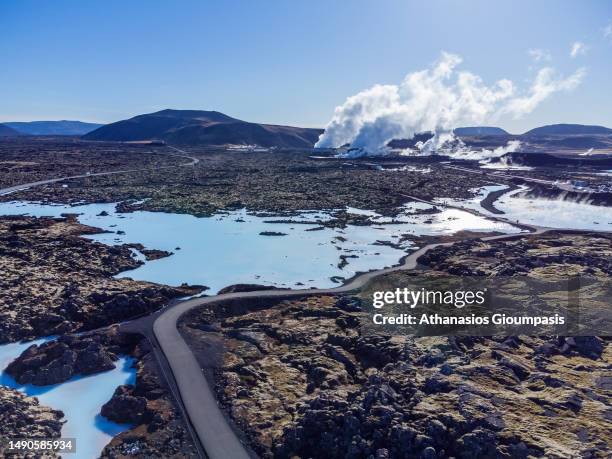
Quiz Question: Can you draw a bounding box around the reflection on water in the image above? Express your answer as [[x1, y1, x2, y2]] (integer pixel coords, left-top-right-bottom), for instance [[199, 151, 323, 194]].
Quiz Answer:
[[434, 185, 506, 213], [0, 199, 522, 456], [0, 200, 520, 291], [0, 339, 135, 459], [438, 185, 612, 231], [496, 188, 612, 230]]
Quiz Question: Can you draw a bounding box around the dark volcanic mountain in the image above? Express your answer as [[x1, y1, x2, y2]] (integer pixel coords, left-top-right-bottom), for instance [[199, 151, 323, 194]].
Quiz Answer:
[[500, 151, 612, 168], [0, 124, 21, 137], [83, 109, 323, 148], [387, 132, 434, 149], [454, 126, 509, 136], [524, 124, 612, 136], [6, 120, 103, 136]]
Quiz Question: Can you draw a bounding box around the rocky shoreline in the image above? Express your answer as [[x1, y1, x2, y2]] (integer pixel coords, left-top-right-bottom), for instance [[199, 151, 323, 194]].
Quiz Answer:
[[177, 230, 612, 458], [0, 388, 64, 455], [99, 333, 199, 458], [2, 325, 198, 458], [0, 211, 203, 456], [5, 327, 138, 386], [0, 214, 203, 343]]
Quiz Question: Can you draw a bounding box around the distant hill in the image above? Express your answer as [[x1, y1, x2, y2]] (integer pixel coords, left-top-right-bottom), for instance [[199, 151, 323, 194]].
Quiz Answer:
[[501, 151, 612, 168], [0, 124, 21, 137], [5, 120, 103, 136], [540, 136, 612, 149], [387, 132, 434, 149], [387, 129, 510, 150], [83, 109, 323, 148], [524, 124, 612, 136], [454, 126, 509, 136]]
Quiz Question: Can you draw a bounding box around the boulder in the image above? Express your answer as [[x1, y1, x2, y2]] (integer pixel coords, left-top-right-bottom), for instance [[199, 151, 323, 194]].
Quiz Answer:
[[101, 384, 148, 424]]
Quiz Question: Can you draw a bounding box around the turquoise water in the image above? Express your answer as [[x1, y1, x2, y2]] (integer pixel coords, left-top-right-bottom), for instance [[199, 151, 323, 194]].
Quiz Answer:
[[0, 199, 523, 456], [0, 200, 520, 291], [0, 339, 135, 459], [0, 189, 607, 457]]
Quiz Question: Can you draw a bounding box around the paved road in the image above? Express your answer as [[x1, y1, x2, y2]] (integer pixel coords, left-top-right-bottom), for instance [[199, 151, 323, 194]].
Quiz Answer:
[[0, 155, 548, 459], [149, 199, 547, 459], [148, 190, 610, 458], [1, 150, 605, 459], [0, 146, 199, 196]]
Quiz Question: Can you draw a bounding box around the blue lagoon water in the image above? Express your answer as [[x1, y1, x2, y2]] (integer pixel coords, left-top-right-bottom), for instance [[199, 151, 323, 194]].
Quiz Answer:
[[0, 339, 135, 459], [0, 198, 523, 456], [0, 200, 521, 291]]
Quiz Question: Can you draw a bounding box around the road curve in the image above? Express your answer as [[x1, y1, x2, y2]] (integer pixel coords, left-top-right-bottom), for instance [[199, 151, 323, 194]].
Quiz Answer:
[[152, 220, 546, 459], [152, 188, 611, 457], [1, 149, 606, 459], [123, 183, 553, 458]]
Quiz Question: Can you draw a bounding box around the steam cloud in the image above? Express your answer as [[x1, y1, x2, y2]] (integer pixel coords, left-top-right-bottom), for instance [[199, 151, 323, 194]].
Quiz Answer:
[[411, 138, 523, 161], [316, 52, 585, 158]]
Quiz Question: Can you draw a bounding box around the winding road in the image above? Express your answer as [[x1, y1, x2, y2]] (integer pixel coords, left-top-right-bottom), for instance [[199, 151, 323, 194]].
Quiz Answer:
[[1, 147, 605, 459], [140, 189, 547, 458], [0, 145, 199, 196], [146, 228, 542, 459]]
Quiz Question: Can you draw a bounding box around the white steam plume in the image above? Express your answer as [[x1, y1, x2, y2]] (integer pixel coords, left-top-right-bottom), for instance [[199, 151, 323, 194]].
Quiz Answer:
[[402, 137, 522, 161], [316, 52, 585, 156], [471, 140, 523, 161]]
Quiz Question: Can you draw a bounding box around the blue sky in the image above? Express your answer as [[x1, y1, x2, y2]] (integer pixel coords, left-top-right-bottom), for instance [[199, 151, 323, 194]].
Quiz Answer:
[[1, 0, 611, 133]]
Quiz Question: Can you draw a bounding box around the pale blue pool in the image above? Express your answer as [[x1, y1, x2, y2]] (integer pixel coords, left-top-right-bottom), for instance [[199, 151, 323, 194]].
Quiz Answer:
[[0, 339, 135, 459]]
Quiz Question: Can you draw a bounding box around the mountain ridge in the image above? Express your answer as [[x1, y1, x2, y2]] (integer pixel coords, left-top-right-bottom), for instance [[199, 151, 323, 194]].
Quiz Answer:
[[84, 109, 323, 148], [523, 123, 612, 136], [6, 120, 103, 136], [0, 124, 21, 137], [454, 126, 509, 136]]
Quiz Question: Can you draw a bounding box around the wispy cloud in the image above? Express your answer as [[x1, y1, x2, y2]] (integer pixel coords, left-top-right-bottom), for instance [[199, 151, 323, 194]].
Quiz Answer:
[[528, 48, 551, 62], [503, 67, 586, 118], [570, 41, 588, 58], [604, 24, 612, 40]]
